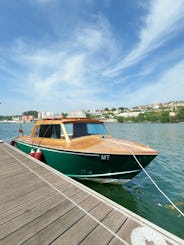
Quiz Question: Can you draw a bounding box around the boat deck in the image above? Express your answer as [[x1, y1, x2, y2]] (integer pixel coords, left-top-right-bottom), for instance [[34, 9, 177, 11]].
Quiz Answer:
[[0, 141, 183, 244]]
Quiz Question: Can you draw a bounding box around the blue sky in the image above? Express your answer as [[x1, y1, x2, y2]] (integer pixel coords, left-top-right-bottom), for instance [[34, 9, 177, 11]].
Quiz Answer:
[[0, 0, 184, 115]]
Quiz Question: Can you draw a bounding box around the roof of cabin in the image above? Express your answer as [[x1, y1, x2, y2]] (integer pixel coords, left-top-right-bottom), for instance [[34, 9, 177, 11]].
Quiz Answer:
[[35, 118, 102, 125]]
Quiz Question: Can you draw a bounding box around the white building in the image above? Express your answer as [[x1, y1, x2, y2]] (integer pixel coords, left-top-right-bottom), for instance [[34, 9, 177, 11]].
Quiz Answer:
[[118, 111, 142, 118], [38, 111, 54, 119], [67, 110, 86, 118]]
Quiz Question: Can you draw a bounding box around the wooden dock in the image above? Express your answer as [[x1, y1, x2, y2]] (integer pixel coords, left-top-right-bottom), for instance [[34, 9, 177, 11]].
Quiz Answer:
[[0, 141, 183, 245]]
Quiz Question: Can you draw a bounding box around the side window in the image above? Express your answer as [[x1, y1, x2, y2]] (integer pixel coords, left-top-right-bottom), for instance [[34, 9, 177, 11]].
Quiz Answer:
[[34, 124, 62, 139], [40, 125, 52, 138], [73, 123, 87, 137], [34, 126, 40, 137], [65, 123, 73, 136], [87, 123, 107, 135], [51, 125, 61, 139]]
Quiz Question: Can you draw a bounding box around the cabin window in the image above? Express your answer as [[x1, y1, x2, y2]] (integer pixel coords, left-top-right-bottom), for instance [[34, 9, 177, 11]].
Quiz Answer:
[[65, 123, 73, 136], [87, 123, 107, 135], [64, 122, 107, 138], [35, 124, 62, 139], [73, 123, 88, 137]]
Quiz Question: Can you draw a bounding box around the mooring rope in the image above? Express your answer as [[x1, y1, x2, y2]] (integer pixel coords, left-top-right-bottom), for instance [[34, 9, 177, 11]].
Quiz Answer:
[[131, 152, 184, 217], [107, 139, 184, 217]]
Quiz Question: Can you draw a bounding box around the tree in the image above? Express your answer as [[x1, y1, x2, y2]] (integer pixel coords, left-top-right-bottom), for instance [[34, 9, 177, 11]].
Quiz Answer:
[[111, 107, 116, 111], [176, 106, 184, 122], [160, 111, 169, 123], [118, 107, 126, 112], [23, 111, 38, 118], [104, 107, 110, 111], [61, 113, 68, 118], [117, 116, 124, 123]]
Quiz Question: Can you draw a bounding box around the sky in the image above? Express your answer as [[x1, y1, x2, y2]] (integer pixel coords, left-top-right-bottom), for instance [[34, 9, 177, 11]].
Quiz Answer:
[[0, 0, 184, 115]]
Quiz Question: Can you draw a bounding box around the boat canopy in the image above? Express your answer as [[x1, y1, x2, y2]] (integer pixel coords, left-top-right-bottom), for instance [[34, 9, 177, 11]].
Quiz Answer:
[[32, 119, 107, 139]]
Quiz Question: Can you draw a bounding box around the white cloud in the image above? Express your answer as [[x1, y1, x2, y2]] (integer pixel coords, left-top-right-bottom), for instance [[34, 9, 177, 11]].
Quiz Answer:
[[5, 15, 119, 112], [121, 60, 184, 106], [1, 0, 184, 114], [104, 0, 184, 76]]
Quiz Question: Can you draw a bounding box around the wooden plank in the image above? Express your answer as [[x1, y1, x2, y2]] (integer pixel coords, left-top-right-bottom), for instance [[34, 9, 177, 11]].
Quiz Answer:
[[21, 206, 86, 245], [0, 184, 56, 215], [89, 202, 113, 221], [80, 224, 114, 245], [56, 181, 74, 191], [0, 194, 64, 238], [0, 168, 28, 180], [51, 201, 115, 244], [52, 215, 97, 244], [80, 210, 127, 244], [108, 237, 125, 245], [37, 172, 71, 188], [79, 196, 101, 212], [0, 155, 15, 162], [110, 218, 140, 244], [0, 170, 36, 186], [0, 179, 43, 203], [69, 190, 90, 204], [0, 191, 60, 226], [62, 185, 82, 197], [0, 174, 39, 195], [0, 199, 74, 243], [0, 168, 29, 183], [0, 163, 25, 172], [0, 159, 20, 166], [0, 180, 44, 205]]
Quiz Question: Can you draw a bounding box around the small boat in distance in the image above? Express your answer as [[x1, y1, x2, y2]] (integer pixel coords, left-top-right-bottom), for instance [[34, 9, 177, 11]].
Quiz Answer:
[[14, 118, 158, 184]]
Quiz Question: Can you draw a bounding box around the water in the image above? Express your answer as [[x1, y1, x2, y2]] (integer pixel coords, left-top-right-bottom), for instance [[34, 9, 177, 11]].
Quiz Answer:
[[0, 122, 184, 239]]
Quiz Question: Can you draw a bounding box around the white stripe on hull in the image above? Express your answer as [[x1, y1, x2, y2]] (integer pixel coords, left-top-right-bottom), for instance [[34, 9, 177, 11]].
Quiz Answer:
[[67, 169, 140, 178], [78, 178, 131, 184]]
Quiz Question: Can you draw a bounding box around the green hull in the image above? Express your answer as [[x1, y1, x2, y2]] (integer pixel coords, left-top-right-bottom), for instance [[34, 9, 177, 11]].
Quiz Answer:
[[14, 140, 156, 181]]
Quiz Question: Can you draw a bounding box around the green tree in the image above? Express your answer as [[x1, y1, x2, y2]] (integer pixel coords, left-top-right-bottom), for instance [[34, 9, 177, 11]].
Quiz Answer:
[[118, 107, 126, 112], [160, 111, 169, 123], [111, 107, 116, 111], [136, 113, 145, 122], [23, 111, 38, 118], [176, 106, 184, 122], [104, 107, 110, 111], [61, 113, 68, 118], [117, 116, 124, 123]]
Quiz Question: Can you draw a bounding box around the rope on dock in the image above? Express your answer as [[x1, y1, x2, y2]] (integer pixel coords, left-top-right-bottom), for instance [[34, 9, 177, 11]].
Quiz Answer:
[[107, 139, 184, 217]]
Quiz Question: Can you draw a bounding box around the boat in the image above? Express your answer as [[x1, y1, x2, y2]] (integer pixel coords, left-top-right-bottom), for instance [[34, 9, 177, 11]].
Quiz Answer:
[[13, 118, 158, 184]]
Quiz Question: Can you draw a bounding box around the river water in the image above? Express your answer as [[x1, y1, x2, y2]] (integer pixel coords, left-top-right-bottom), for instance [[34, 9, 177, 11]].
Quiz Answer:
[[0, 122, 183, 239]]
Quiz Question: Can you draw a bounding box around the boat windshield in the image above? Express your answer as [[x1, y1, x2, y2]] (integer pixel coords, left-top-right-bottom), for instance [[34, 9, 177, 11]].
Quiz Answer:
[[64, 122, 107, 138], [34, 124, 63, 139]]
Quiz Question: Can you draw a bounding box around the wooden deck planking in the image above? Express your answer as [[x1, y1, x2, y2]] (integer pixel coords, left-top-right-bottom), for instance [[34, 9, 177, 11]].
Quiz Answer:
[[0, 180, 45, 205], [1, 194, 63, 238], [1, 200, 76, 244], [79, 210, 128, 245], [23, 207, 86, 245], [0, 184, 55, 214], [0, 191, 60, 227], [52, 215, 98, 245], [0, 142, 183, 245]]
